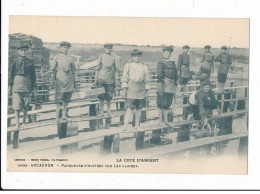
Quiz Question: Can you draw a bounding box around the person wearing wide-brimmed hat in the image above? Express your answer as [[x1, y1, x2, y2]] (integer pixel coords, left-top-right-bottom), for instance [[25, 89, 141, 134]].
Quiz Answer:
[[215, 45, 232, 92], [94, 43, 120, 116], [178, 45, 191, 96], [121, 49, 150, 130], [156, 46, 178, 126], [199, 45, 215, 79], [8, 42, 36, 136], [50, 41, 76, 123]]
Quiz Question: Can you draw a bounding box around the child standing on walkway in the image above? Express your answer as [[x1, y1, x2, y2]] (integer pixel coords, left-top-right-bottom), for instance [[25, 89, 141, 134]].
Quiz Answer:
[[156, 46, 178, 126], [121, 49, 150, 130], [51, 41, 76, 123], [95, 43, 120, 116], [9, 43, 36, 129]]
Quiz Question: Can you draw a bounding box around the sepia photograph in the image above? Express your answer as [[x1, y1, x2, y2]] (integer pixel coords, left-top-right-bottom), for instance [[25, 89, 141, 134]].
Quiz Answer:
[[5, 16, 249, 174]]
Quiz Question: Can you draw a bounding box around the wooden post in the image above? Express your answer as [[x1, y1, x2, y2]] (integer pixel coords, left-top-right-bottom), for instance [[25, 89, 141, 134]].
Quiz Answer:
[[223, 93, 231, 113], [57, 119, 79, 139], [57, 120, 68, 139], [132, 114, 136, 127], [58, 119, 79, 154], [177, 95, 190, 142], [217, 116, 233, 135], [112, 134, 120, 153], [102, 135, 114, 153], [89, 104, 97, 131], [7, 118, 12, 145], [119, 102, 125, 125], [244, 87, 248, 109], [8, 96, 13, 145], [140, 100, 148, 123], [135, 131, 145, 150], [238, 137, 248, 157], [150, 129, 161, 145], [13, 131, 19, 149], [229, 82, 234, 111]]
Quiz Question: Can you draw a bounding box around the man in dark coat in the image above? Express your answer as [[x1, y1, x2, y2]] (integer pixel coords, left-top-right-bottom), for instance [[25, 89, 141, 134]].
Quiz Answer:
[[9, 43, 36, 129]]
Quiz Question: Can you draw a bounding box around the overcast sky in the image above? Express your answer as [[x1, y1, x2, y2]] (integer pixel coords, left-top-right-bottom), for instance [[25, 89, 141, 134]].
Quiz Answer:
[[9, 16, 249, 48]]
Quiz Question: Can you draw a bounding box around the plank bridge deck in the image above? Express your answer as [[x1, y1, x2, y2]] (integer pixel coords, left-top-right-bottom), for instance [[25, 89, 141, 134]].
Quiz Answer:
[[8, 109, 248, 156]]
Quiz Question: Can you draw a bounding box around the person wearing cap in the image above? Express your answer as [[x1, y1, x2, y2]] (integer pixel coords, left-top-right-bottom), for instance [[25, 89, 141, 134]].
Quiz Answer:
[[188, 79, 220, 157], [8, 43, 36, 130], [156, 46, 178, 126], [178, 45, 191, 96], [199, 45, 215, 79], [215, 45, 232, 92], [50, 41, 76, 123], [193, 79, 220, 123], [95, 43, 120, 116], [121, 49, 150, 130]]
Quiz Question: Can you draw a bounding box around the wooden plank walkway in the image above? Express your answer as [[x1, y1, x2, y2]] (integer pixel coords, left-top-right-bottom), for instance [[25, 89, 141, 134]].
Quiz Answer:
[[8, 109, 248, 156], [7, 98, 248, 132], [7, 104, 190, 132]]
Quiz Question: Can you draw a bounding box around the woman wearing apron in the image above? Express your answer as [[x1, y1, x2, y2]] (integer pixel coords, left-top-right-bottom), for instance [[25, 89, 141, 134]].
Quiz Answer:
[[121, 49, 150, 130], [178, 45, 191, 96], [156, 46, 178, 126], [200, 45, 215, 79], [51, 41, 76, 123]]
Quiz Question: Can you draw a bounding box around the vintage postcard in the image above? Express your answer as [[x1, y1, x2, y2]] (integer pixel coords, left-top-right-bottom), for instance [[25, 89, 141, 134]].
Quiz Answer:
[[4, 16, 249, 175]]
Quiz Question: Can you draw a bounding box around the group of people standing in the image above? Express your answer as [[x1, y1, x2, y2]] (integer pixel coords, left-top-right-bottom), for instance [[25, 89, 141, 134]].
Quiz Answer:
[[8, 41, 233, 131], [156, 44, 232, 126]]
